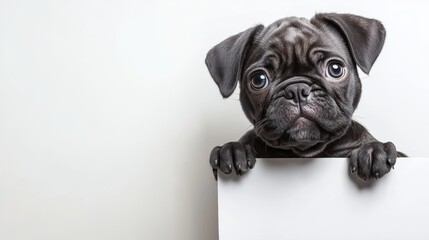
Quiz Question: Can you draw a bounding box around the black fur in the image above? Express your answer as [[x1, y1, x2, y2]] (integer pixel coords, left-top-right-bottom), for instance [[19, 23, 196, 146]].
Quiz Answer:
[[206, 13, 406, 181]]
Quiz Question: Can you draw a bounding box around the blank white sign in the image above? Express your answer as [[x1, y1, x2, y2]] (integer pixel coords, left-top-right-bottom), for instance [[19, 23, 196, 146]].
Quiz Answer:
[[218, 158, 429, 240]]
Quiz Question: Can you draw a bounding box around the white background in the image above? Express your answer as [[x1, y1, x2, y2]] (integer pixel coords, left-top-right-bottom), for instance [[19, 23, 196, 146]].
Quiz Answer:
[[0, 0, 428, 239], [219, 158, 429, 240]]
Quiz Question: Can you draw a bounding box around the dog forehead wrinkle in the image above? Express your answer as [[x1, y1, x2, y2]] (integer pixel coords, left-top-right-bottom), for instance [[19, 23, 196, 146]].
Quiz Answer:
[[244, 52, 279, 75], [265, 28, 322, 73], [284, 27, 305, 43]]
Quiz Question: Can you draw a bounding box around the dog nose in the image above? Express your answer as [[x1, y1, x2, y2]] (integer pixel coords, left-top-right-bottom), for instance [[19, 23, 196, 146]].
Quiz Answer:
[[284, 83, 311, 103]]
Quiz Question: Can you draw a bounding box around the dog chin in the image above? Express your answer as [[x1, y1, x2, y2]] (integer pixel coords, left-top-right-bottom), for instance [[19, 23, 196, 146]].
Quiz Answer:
[[286, 117, 322, 140], [265, 135, 328, 157]]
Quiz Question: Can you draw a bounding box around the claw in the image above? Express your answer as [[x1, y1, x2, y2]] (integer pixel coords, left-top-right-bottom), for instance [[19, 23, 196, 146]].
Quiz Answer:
[[227, 164, 232, 172], [213, 168, 218, 181], [214, 158, 218, 166], [375, 172, 379, 179], [351, 167, 356, 173], [247, 160, 251, 168], [237, 163, 242, 175]]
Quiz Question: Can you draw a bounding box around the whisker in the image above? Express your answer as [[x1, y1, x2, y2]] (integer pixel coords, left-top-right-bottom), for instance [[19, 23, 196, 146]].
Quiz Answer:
[[254, 118, 271, 129]]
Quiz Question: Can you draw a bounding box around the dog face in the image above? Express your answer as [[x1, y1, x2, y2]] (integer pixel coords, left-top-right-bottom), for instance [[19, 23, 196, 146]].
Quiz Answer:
[[206, 13, 386, 156]]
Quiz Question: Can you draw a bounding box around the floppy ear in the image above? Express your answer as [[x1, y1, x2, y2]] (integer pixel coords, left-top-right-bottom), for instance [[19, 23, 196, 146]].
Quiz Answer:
[[205, 25, 263, 98], [312, 13, 386, 74]]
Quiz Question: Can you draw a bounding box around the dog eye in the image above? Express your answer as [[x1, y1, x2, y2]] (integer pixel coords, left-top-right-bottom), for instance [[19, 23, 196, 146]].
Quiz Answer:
[[251, 72, 269, 90], [326, 61, 346, 79]]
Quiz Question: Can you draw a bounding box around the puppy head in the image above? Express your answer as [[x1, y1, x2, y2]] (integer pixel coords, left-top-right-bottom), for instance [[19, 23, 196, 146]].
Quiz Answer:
[[206, 13, 386, 156]]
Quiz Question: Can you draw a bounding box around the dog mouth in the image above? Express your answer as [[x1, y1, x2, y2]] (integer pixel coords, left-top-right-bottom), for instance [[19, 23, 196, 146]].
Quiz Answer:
[[253, 88, 353, 155], [255, 114, 352, 157], [254, 115, 334, 153]]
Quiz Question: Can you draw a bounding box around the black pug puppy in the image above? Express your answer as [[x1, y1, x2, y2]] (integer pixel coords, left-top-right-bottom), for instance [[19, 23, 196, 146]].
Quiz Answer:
[[206, 13, 406, 181]]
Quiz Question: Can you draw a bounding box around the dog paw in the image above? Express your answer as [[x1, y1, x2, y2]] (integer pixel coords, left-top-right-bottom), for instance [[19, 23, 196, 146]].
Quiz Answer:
[[349, 141, 397, 181], [209, 142, 256, 180]]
